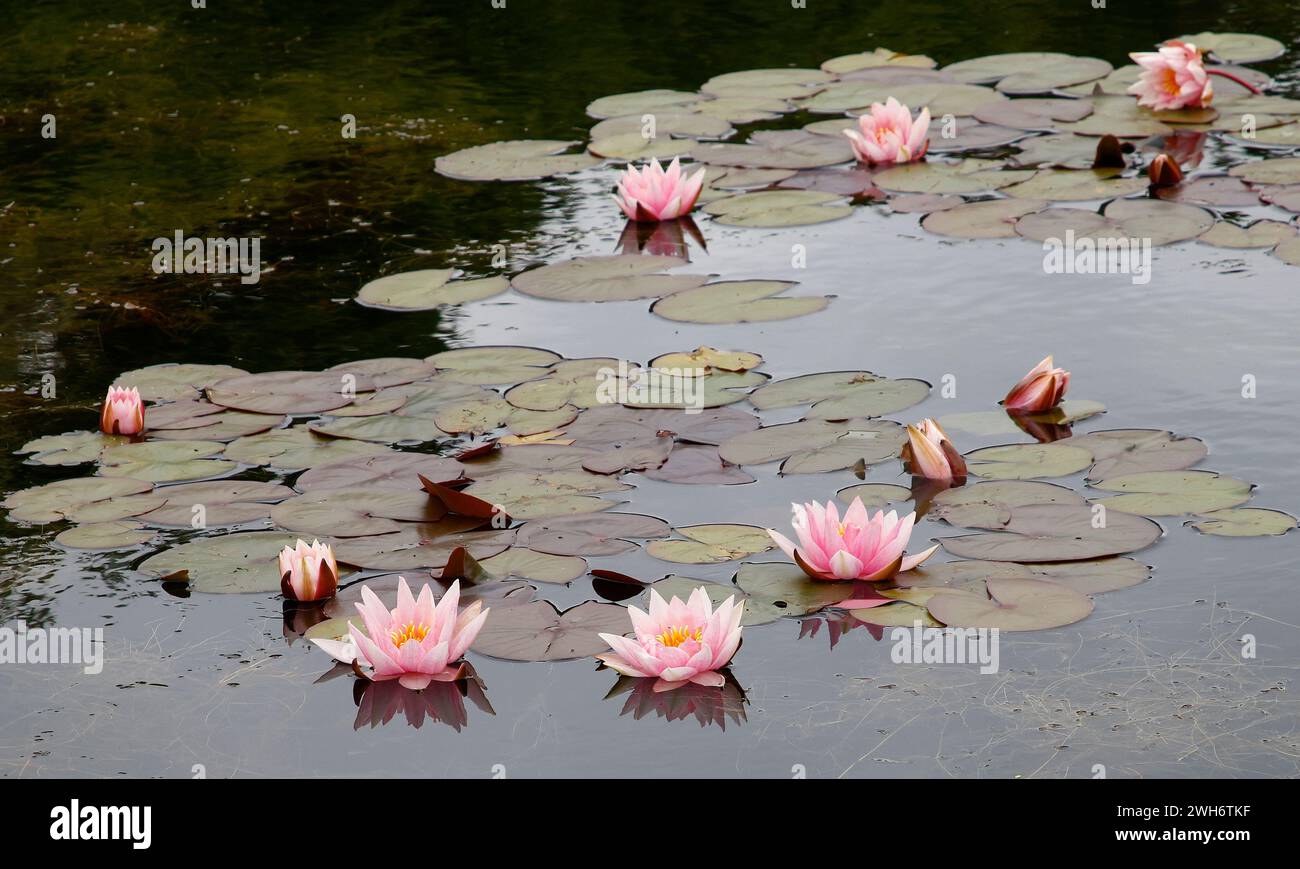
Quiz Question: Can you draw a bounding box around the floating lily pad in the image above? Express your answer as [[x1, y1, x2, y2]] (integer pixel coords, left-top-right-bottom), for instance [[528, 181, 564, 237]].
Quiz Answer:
[[1070, 429, 1208, 479], [137, 530, 307, 593], [874, 159, 1033, 194], [589, 133, 696, 161], [973, 98, 1094, 130], [930, 480, 1086, 529], [1228, 122, 1300, 149], [703, 190, 852, 227], [1009, 133, 1108, 169], [1228, 156, 1300, 185], [639, 445, 755, 485], [435, 139, 599, 181], [651, 280, 829, 323], [563, 404, 760, 446], [589, 112, 734, 141], [137, 480, 295, 527], [944, 53, 1110, 93], [836, 482, 913, 507], [1057, 97, 1175, 138], [356, 270, 508, 311], [776, 167, 883, 197], [476, 549, 588, 584], [645, 524, 774, 564], [1198, 220, 1296, 249], [830, 82, 1006, 117], [295, 452, 465, 493], [749, 370, 930, 418], [513, 512, 670, 556], [148, 410, 284, 442], [921, 198, 1047, 239], [1187, 508, 1297, 537], [471, 600, 631, 661], [511, 255, 706, 302], [779, 420, 905, 474], [307, 414, 442, 445], [925, 577, 1094, 631], [1002, 168, 1147, 201], [928, 122, 1027, 153], [648, 347, 763, 373], [1102, 198, 1216, 244], [718, 418, 900, 467], [734, 562, 859, 621], [1088, 470, 1253, 516], [1178, 32, 1285, 63], [270, 488, 446, 537], [1273, 237, 1300, 266], [939, 503, 1162, 562], [98, 439, 237, 483], [938, 400, 1105, 437], [581, 433, 674, 475], [209, 371, 373, 415], [586, 89, 701, 119], [821, 47, 937, 74], [55, 521, 155, 550], [3, 477, 153, 524], [691, 96, 793, 124], [425, 345, 563, 385], [113, 363, 249, 402], [18, 431, 127, 466], [224, 427, 388, 471], [890, 193, 964, 213], [964, 443, 1093, 480], [462, 470, 624, 519]]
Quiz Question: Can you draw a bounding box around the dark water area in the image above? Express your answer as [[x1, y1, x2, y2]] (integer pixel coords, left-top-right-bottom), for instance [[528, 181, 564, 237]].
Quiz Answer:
[[1, 0, 1298, 777]]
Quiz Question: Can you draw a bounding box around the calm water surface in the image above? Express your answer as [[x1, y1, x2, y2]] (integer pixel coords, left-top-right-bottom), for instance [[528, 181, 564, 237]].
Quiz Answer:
[[1, 0, 1299, 777]]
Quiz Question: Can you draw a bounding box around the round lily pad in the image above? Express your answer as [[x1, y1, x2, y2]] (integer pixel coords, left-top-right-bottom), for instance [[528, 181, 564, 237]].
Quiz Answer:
[[471, 600, 631, 661], [310, 414, 442, 444], [425, 345, 562, 384], [270, 488, 445, 537], [651, 280, 829, 324], [55, 521, 155, 550], [3, 477, 153, 524], [779, 420, 905, 474], [703, 190, 852, 227], [939, 503, 1162, 562], [930, 480, 1086, 529], [874, 159, 1033, 194], [973, 98, 1094, 130], [1273, 237, 1300, 266], [925, 577, 1094, 631], [223, 427, 388, 471], [639, 445, 755, 485], [921, 198, 1047, 239], [1070, 429, 1207, 479], [513, 512, 670, 556], [435, 139, 599, 181], [1228, 157, 1300, 186], [1187, 507, 1296, 537], [645, 524, 774, 564], [965, 443, 1093, 480], [821, 47, 937, 74], [589, 112, 734, 141], [586, 89, 702, 119], [113, 363, 249, 402], [356, 270, 508, 311], [137, 530, 307, 593], [1002, 169, 1148, 201], [136, 480, 295, 527], [1178, 32, 1285, 63], [476, 549, 587, 583], [209, 371, 374, 415], [98, 439, 237, 484], [18, 431, 127, 466], [1199, 221, 1296, 249], [749, 370, 930, 417], [836, 482, 913, 507], [1088, 470, 1254, 516], [512, 255, 706, 302]]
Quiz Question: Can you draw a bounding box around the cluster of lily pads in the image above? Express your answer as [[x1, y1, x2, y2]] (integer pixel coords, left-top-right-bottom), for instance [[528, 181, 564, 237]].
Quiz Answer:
[[426, 33, 1300, 269]]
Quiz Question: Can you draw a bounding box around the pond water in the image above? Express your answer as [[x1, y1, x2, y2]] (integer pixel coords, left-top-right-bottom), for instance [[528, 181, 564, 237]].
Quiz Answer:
[[2, 0, 1299, 778]]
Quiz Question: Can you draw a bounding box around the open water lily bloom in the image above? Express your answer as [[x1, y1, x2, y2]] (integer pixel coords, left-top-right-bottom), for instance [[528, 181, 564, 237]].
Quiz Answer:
[[768, 498, 939, 582], [613, 156, 706, 222], [843, 97, 930, 164], [596, 587, 743, 693], [312, 578, 488, 691], [1128, 40, 1213, 110]]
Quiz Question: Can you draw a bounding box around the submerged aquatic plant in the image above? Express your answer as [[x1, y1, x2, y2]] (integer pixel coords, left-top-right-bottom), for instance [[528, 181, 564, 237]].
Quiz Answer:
[[100, 386, 145, 436], [278, 539, 339, 602], [843, 97, 930, 165], [613, 157, 706, 222], [1003, 356, 1070, 413], [596, 587, 743, 692], [312, 578, 488, 690], [767, 498, 938, 581], [903, 418, 967, 483]]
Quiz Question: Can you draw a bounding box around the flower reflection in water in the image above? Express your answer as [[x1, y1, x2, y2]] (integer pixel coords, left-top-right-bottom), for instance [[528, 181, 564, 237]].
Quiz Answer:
[[350, 665, 494, 732], [615, 215, 706, 261], [603, 671, 748, 731]]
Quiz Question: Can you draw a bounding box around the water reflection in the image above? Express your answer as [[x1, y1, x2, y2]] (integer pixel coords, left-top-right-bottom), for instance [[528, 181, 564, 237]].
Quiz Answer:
[[797, 611, 883, 647], [348, 667, 494, 732], [604, 672, 747, 731], [615, 217, 707, 260]]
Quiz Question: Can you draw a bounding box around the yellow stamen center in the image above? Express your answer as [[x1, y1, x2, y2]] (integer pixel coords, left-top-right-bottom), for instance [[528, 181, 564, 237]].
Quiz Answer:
[[390, 622, 430, 647], [837, 523, 847, 537], [1161, 68, 1182, 96], [656, 625, 703, 648]]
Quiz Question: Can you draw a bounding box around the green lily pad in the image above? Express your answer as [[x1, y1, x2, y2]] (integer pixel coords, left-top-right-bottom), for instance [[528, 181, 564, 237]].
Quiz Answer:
[[511, 255, 706, 302], [113, 363, 249, 402], [135, 480, 295, 527], [965, 443, 1093, 480], [98, 439, 236, 483], [208, 370, 374, 416], [694, 134, 851, 169], [937, 400, 1106, 436], [1273, 237, 1300, 266], [702, 190, 852, 227], [735, 562, 859, 620], [850, 601, 942, 627], [836, 483, 913, 508], [1070, 429, 1208, 479], [476, 548, 588, 583], [925, 577, 1094, 631], [645, 524, 774, 564], [224, 427, 388, 471], [944, 53, 1110, 91], [1002, 168, 1148, 201], [779, 421, 905, 474], [650, 280, 829, 324], [309, 414, 442, 444], [691, 96, 793, 124], [874, 159, 1033, 194], [749, 370, 930, 417], [1229, 157, 1300, 185], [3, 477, 153, 524], [512, 512, 671, 556], [821, 47, 937, 74], [921, 198, 1047, 239], [18, 431, 128, 465], [639, 445, 755, 485], [938, 503, 1162, 562], [1187, 508, 1297, 537], [972, 98, 1094, 130], [1178, 32, 1285, 63], [589, 133, 696, 161], [55, 520, 156, 550], [1088, 470, 1253, 516], [270, 488, 445, 537], [137, 530, 307, 593], [356, 270, 508, 311], [1198, 220, 1296, 249], [930, 480, 1086, 529], [586, 89, 702, 119], [471, 600, 631, 661], [435, 139, 600, 181], [295, 452, 466, 493], [462, 470, 625, 519], [425, 345, 563, 384], [589, 112, 733, 141], [331, 526, 512, 571], [1009, 133, 1108, 169]]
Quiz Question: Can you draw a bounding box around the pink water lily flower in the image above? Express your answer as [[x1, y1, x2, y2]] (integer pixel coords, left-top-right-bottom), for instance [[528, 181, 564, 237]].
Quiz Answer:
[[1128, 40, 1212, 110], [278, 538, 339, 602], [312, 578, 488, 691], [1004, 355, 1070, 413], [843, 97, 930, 164], [100, 385, 145, 435], [613, 157, 706, 222], [904, 418, 967, 482], [767, 498, 939, 582], [596, 587, 743, 693]]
